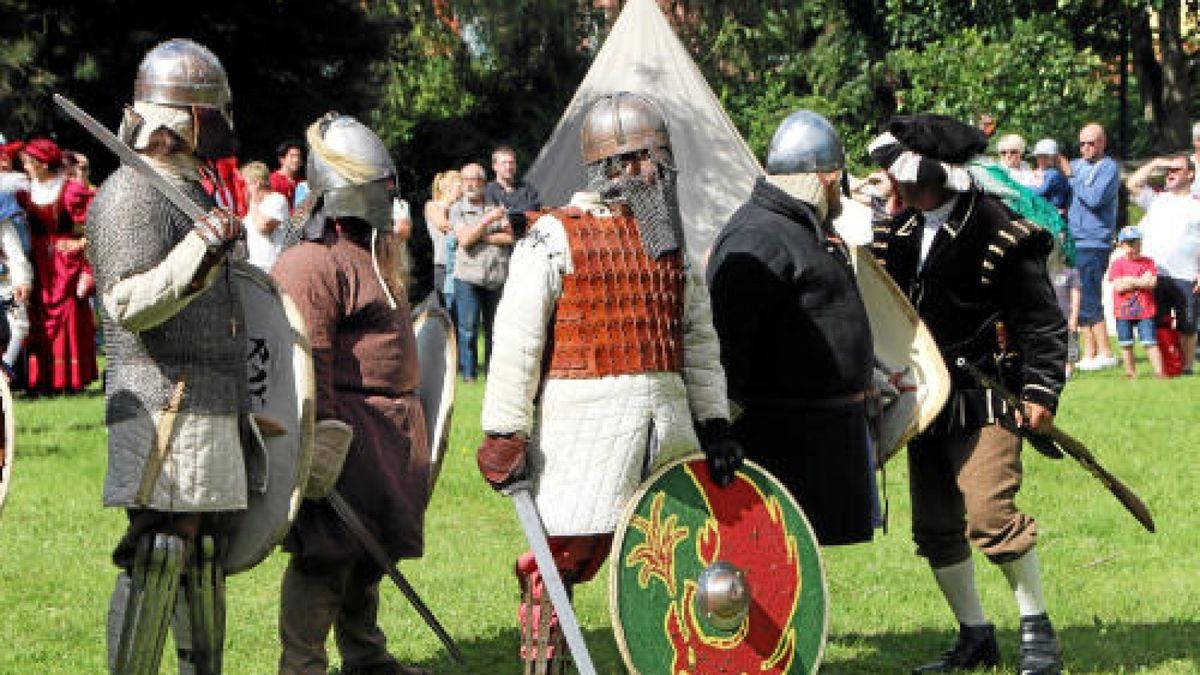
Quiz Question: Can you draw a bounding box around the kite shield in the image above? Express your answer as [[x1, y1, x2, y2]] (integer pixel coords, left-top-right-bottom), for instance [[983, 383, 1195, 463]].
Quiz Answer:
[[223, 262, 315, 573], [610, 454, 828, 674], [0, 374, 12, 517]]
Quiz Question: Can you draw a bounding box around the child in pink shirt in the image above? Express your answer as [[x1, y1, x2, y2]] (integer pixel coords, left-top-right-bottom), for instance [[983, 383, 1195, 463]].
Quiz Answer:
[[1107, 226, 1164, 378]]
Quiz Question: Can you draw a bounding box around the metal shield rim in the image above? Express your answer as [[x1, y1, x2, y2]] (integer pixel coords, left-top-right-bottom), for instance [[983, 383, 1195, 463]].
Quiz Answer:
[[224, 262, 316, 574], [0, 375, 13, 517], [609, 453, 829, 675], [412, 305, 457, 492]]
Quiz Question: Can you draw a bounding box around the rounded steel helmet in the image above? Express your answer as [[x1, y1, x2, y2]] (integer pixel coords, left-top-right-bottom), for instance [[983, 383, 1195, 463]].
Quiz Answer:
[[307, 112, 397, 232], [766, 110, 844, 175], [134, 38, 232, 111], [581, 91, 671, 165]]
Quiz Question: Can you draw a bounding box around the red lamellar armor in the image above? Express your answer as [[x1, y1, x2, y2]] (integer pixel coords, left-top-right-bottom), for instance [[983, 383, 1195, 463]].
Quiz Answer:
[[547, 210, 685, 379]]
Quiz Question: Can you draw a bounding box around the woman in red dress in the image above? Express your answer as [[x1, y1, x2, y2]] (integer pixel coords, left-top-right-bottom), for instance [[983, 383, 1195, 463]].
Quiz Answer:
[[17, 138, 97, 394]]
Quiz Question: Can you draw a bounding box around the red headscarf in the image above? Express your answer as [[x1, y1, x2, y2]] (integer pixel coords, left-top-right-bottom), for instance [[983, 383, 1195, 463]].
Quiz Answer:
[[22, 138, 63, 166], [0, 141, 24, 161]]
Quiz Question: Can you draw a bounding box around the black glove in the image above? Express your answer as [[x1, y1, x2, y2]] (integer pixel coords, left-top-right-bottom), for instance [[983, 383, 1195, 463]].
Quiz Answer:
[[695, 418, 744, 487]]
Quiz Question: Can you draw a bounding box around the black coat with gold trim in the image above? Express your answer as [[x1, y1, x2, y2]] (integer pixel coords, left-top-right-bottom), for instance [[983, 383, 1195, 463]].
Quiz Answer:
[[871, 188, 1067, 415]]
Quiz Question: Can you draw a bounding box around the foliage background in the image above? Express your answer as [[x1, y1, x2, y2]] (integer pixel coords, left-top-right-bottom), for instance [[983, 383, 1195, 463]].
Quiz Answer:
[[2, 0, 1192, 178], [2, 0, 1197, 294]]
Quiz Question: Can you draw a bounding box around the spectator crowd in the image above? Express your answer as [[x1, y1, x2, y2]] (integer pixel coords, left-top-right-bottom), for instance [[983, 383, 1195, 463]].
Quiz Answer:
[[978, 120, 1199, 379], [2, 115, 1197, 394]]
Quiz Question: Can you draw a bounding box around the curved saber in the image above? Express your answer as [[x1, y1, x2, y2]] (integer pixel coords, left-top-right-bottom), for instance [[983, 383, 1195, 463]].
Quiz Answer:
[[327, 490, 467, 665], [509, 486, 598, 675], [52, 93, 210, 222], [955, 358, 1155, 533]]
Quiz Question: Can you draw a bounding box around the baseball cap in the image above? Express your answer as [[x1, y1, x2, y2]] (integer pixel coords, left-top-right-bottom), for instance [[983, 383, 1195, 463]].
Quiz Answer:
[[1033, 139, 1058, 156], [1118, 225, 1142, 242]]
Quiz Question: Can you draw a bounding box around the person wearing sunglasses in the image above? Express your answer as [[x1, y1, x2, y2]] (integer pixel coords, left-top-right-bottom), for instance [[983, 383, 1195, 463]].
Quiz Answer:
[[1064, 123, 1121, 371], [1125, 154, 1200, 375], [996, 133, 1036, 187]]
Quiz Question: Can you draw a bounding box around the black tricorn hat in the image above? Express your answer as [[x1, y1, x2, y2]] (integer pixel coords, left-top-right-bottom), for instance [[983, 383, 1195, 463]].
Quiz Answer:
[[888, 114, 988, 164]]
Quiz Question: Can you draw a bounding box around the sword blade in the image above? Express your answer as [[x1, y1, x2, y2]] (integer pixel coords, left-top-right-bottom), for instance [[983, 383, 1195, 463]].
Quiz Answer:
[[510, 487, 598, 675], [52, 93, 210, 223], [327, 490, 467, 665]]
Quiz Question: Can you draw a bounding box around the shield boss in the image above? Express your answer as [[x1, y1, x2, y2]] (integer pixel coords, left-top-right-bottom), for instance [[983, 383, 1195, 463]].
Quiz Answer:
[[610, 454, 828, 674]]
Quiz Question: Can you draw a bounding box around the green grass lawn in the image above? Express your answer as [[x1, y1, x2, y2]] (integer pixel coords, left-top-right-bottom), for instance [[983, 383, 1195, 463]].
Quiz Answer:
[[0, 351, 1196, 674]]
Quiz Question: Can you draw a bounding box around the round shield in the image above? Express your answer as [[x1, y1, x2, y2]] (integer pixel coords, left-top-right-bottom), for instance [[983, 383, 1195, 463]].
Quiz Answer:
[[0, 374, 13, 516], [223, 262, 315, 574], [412, 305, 456, 491], [611, 454, 828, 674], [851, 247, 950, 460]]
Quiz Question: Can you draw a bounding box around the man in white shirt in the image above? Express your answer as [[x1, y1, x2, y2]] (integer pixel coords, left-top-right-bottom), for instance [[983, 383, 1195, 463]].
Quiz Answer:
[[1126, 155, 1200, 373]]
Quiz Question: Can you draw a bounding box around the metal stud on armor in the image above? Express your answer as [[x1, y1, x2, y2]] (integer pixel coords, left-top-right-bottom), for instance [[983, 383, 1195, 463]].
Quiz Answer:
[[546, 210, 685, 379]]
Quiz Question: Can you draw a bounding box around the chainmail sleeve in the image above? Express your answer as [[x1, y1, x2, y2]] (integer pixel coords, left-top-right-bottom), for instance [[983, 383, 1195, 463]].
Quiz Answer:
[[680, 265, 730, 423], [89, 167, 213, 332], [87, 165, 245, 420]]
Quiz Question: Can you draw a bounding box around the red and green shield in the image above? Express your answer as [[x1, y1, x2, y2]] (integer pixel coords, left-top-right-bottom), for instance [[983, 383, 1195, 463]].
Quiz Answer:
[[610, 454, 827, 674]]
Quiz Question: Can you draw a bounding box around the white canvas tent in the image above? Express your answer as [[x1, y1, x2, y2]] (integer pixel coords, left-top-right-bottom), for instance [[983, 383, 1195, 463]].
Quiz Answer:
[[525, 0, 762, 259]]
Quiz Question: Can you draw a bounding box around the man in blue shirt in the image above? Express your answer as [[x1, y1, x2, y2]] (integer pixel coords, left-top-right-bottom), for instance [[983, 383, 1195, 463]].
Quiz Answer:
[[1065, 123, 1120, 370]]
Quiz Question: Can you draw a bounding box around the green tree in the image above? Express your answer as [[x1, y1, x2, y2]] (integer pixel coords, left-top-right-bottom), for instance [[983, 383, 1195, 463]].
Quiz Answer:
[[888, 17, 1118, 153], [0, 0, 390, 173]]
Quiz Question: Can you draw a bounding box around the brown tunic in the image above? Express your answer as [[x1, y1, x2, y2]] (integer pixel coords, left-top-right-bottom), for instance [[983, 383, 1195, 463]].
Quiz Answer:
[[272, 230, 429, 565]]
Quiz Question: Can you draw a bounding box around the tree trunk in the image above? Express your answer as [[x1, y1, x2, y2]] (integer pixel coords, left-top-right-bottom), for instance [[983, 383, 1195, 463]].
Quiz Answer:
[[1157, 0, 1191, 151], [1130, 7, 1164, 149]]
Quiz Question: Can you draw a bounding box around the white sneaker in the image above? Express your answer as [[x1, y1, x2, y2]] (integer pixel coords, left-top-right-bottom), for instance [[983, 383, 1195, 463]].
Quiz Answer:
[[1076, 357, 1100, 371], [1095, 355, 1120, 369]]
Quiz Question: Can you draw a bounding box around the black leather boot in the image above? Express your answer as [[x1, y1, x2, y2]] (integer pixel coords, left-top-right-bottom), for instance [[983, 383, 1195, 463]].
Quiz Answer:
[[1017, 613, 1062, 674], [912, 623, 1001, 673]]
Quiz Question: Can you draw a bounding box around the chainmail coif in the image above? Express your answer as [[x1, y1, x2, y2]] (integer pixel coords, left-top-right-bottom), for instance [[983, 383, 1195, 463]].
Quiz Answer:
[[585, 161, 684, 259]]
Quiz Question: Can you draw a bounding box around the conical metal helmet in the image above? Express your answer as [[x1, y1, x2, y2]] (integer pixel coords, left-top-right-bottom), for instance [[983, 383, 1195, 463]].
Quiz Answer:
[[581, 91, 671, 165], [134, 38, 232, 110], [766, 110, 844, 174], [307, 112, 397, 232]]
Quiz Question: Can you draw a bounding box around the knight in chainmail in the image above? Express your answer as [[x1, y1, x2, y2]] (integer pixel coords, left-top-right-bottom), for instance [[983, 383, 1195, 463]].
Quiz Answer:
[[87, 39, 247, 675], [475, 91, 742, 675]]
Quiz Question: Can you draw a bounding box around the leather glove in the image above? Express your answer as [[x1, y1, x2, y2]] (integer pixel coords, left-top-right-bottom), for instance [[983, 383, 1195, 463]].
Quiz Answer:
[[193, 208, 243, 252], [695, 418, 744, 488], [477, 433, 528, 492], [305, 419, 354, 500]]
